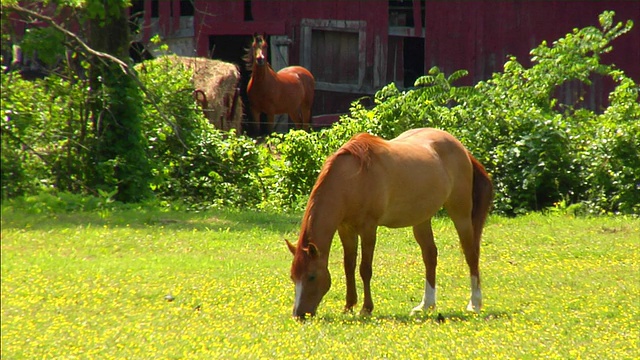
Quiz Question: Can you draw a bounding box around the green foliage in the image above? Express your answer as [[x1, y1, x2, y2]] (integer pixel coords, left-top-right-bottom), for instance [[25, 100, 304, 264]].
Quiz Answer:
[[302, 10, 637, 216], [81, 0, 132, 20], [89, 62, 151, 202], [3, 10, 637, 215], [447, 11, 638, 215], [79, 0, 151, 203], [19, 27, 66, 66], [3, 0, 155, 203], [1, 72, 93, 199], [136, 56, 264, 209], [2, 191, 117, 214], [181, 129, 265, 209], [263, 131, 327, 209], [581, 79, 640, 214]]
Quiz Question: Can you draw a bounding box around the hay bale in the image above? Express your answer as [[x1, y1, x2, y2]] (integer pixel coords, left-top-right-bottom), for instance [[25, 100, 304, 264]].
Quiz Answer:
[[166, 55, 243, 133]]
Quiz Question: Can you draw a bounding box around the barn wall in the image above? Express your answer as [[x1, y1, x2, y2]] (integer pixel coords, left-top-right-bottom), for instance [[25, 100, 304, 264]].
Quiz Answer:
[[424, 1, 640, 84], [190, 0, 391, 119], [132, 0, 638, 118], [193, 1, 388, 87]]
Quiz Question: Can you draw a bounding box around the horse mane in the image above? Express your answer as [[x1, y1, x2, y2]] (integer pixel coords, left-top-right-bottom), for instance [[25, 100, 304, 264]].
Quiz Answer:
[[297, 133, 387, 248], [242, 45, 254, 71], [332, 133, 386, 170]]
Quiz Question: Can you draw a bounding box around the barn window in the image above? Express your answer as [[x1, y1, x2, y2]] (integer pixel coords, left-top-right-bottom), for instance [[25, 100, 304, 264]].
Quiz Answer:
[[179, 0, 194, 16], [300, 19, 366, 93]]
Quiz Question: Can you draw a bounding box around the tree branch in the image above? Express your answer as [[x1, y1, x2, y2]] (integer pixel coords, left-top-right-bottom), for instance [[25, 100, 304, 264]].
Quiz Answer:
[[4, 3, 188, 149]]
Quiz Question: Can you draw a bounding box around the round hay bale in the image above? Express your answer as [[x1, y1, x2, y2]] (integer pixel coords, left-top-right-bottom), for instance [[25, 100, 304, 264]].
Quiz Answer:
[[167, 55, 243, 134]]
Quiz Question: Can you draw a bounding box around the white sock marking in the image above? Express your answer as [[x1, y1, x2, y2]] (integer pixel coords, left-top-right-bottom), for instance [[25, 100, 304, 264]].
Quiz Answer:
[[467, 275, 482, 312], [411, 280, 436, 315]]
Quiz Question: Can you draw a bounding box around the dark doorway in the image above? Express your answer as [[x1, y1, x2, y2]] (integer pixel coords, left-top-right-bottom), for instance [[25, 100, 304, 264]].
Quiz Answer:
[[403, 37, 424, 88], [389, 0, 425, 27], [209, 35, 252, 65]]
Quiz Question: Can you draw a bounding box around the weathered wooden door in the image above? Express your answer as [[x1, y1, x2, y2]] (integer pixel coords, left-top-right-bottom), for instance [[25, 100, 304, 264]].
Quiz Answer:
[[270, 35, 291, 132]]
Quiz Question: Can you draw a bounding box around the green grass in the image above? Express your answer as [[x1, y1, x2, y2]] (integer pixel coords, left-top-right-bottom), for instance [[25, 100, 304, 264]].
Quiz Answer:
[[2, 206, 639, 359]]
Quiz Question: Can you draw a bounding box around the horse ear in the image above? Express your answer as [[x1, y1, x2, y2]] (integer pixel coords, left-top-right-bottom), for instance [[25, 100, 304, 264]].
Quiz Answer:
[[307, 243, 319, 258], [285, 239, 297, 256]]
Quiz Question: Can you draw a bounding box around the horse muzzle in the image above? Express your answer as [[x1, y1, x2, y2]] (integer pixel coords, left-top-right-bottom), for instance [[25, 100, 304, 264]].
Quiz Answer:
[[292, 308, 316, 320]]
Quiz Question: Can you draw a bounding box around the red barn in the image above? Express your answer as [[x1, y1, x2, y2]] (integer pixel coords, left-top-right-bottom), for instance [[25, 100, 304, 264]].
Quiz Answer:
[[10, 1, 640, 127], [132, 0, 638, 127]]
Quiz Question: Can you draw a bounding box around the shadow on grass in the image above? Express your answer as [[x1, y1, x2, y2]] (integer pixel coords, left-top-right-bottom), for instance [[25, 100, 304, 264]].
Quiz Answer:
[[0, 205, 302, 234], [303, 309, 513, 325]]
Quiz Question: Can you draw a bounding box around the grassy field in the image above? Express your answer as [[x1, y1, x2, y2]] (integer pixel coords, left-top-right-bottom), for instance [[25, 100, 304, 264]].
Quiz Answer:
[[1, 205, 638, 359]]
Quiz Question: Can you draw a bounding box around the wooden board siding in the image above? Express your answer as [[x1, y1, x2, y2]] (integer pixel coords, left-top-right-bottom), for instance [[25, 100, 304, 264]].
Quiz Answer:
[[424, 1, 640, 85], [11, 0, 633, 119], [192, 1, 389, 92], [301, 19, 368, 93], [422, 1, 639, 111], [311, 30, 360, 84]]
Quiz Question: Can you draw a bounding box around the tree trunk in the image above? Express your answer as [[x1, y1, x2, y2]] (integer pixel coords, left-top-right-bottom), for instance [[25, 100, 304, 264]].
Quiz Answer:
[[87, 4, 150, 202]]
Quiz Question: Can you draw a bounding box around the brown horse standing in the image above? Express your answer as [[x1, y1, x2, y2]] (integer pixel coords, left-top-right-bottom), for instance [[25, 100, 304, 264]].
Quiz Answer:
[[286, 128, 493, 318], [246, 34, 315, 134]]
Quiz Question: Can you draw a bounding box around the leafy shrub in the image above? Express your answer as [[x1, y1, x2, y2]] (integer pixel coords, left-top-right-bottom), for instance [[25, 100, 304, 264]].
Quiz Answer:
[[136, 55, 264, 209], [3, 11, 637, 216], [580, 75, 640, 214], [262, 11, 638, 216], [1, 72, 92, 199], [452, 11, 638, 214]]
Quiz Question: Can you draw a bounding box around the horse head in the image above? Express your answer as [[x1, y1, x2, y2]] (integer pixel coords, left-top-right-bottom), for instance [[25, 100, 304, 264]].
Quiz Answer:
[[251, 33, 268, 67], [286, 239, 331, 319]]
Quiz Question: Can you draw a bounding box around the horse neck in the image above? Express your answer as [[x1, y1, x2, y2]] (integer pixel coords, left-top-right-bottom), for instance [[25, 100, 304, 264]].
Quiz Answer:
[[300, 189, 342, 256], [251, 63, 277, 84]]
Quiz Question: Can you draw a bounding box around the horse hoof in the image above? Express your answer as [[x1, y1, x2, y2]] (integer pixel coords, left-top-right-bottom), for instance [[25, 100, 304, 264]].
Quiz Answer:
[[410, 302, 436, 315], [466, 300, 482, 313], [359, 308, 373, 317], [410, 307, 423, 316], [343, 306, 355, 314]]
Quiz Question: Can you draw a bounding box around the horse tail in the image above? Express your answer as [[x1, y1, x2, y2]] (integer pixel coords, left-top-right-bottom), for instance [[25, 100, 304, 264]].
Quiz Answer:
[[469, 153, 493, 245], [302, 71, 315, 106], [300, 69, 315, 129]]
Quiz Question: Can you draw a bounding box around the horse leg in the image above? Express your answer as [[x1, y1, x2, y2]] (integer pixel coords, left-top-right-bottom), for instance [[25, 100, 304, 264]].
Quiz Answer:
[[266, 113, 275, 134], [410, 220, 438, 315], [446, 200, 482, 312], [460, 220, 482, 312], [301, 104, 311, 131], [338, 225, 358, 313], [250, 109, 261, 135], [359, 225, 378, 316], [288, 102, 305, 130], [287, 111, 301, 130], [303, 83, 314, 131]]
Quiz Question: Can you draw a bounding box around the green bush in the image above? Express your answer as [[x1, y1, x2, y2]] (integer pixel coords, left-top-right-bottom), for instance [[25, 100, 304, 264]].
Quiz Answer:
[[1, 72, 92, 199], [136, 55, 264, 209], [264, 11, 638, 215], [580, 76, 640, 214], [3, 11, 637, 215]]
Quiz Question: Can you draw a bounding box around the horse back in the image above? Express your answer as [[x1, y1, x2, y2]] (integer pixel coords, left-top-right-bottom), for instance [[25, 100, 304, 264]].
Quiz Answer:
[[324, 129, 471, 228], [375, 131, 468, 227], [391, 128, 474, 195], [278, 66, 315, 99]]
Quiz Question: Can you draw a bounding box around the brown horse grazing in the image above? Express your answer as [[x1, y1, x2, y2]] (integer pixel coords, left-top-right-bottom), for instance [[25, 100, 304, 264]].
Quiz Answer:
[[245, 34, 315, 134], [286, 128, 493, 318]]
